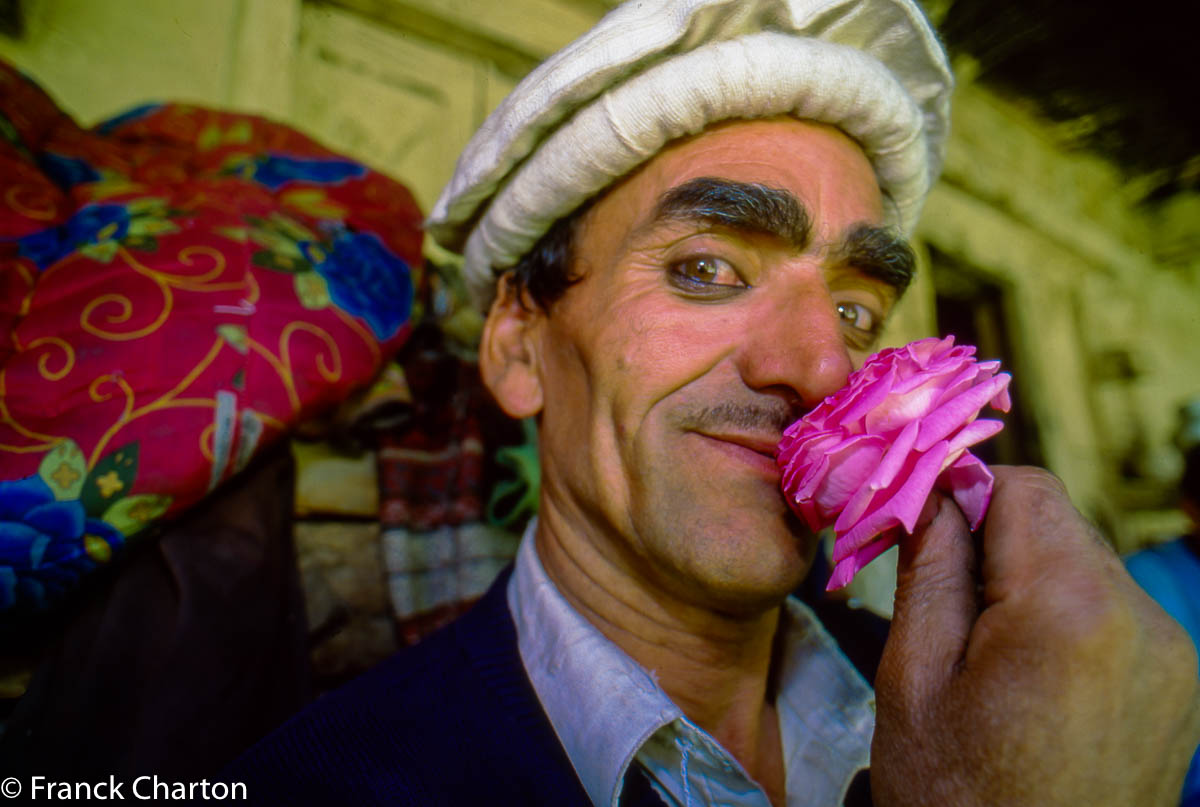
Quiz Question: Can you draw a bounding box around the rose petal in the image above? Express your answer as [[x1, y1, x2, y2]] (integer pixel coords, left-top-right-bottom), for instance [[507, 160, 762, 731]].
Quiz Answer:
[[826, 529, 901, 591], [826, 555, 859, 590], [866, 378, 953, 432], [779, 431, 839, 491], [831, 507, 904, 563], [913, 374, 1012, 451], [926, 363, 986, 406], [889, 367, 942, 396], [796, 497, 823, 533], [945, 419, 1005, 460], [784, 450, 826, 500], [851, 529, 897, 570], [833, 435, 909, 532], [836, 366, 897, 426], [833, 482, 885, 536], [832, 439, 949, 559], [812, 440, 886, 512], [777, 334, 1008, 590], [940, 451, 995, 530], [886, 439, 951, 534], [866, 419, 920, 491], [796, 432, 873, 501], [908, 335, 955, 363], [990, 373, 1013, 412]]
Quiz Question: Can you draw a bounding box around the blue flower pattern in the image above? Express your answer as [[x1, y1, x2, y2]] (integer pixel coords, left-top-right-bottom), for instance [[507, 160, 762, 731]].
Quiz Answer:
[[306, 228, 413, 340], [37, 152, 102, 190], [245, 154, 366, 191], [1, 96, 417, 620], [94, 102, 162, 135], [0, 474, 123, 611], [16, 203, 130, 271]]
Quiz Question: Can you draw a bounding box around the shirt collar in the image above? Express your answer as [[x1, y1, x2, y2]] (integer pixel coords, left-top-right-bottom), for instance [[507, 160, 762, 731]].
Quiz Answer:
[[774, 596, 876, 805], [508, 519, 679, 807], [508, 518, 875, 807]]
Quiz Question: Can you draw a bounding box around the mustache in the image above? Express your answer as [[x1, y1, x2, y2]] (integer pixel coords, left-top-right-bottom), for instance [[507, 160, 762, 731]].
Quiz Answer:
[[672, 401, 798, 433]]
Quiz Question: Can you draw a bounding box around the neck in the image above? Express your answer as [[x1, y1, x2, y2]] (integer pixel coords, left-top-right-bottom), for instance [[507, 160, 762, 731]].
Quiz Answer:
[[533, 512, 789, 803]]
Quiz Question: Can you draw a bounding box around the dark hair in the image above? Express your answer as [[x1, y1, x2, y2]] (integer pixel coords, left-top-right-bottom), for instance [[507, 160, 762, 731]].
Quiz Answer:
[[500, 200, 594, 310]]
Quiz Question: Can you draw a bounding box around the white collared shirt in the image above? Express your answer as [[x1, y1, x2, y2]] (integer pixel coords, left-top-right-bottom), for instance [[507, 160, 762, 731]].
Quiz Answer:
[[507, 519, 875, 807]]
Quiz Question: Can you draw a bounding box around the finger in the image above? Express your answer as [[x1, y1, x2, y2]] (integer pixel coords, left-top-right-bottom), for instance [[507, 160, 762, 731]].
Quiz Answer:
[[978, 466, 1117, 604], [883, 492, 978, 692]]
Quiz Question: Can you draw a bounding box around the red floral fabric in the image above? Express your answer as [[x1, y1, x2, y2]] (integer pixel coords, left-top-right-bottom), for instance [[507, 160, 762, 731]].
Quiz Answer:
[[0, 62, 423, 617]]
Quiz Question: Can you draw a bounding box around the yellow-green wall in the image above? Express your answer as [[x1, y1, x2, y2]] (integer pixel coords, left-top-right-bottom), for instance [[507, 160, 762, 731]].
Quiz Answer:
[[0, 0, 250, 123], [3, 0, 1197, 560]]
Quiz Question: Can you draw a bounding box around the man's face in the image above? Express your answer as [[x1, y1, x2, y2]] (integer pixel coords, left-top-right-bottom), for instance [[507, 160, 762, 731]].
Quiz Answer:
[[495, 118, 911, 614]]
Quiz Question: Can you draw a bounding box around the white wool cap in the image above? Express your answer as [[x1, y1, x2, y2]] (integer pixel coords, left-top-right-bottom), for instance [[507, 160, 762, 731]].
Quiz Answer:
[[427, 0, 953, 309]]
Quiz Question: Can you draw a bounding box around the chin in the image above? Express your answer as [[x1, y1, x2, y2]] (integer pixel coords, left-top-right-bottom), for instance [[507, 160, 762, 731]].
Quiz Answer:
[[692, 577, 806, 617], [652, 513, 819, 615]]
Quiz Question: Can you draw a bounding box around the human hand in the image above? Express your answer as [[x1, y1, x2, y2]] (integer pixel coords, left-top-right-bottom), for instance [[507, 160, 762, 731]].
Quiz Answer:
[[871, 466, 1200, 806]]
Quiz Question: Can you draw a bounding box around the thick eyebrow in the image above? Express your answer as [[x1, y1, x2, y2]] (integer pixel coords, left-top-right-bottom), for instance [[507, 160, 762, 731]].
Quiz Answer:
[[648, 176, 915, 295], [649, 177, 812, 250], [831, 224, 916, 295]]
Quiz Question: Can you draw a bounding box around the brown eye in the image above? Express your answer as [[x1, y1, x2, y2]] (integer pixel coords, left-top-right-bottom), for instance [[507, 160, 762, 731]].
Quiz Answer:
[[669, 256, 741, 287], [836, 301, 875, 331]]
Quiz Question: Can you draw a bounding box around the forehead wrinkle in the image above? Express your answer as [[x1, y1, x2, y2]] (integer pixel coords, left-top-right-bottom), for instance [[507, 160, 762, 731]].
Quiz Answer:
[[643, 177, 813, 251]]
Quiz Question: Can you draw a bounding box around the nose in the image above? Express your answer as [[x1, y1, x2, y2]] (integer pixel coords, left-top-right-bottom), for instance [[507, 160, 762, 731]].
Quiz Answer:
[[734, 279, 853, 410]]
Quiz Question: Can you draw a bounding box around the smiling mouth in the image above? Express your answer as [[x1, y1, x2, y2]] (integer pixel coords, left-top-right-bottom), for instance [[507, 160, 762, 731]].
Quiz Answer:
[[691, 431, 781, 474]]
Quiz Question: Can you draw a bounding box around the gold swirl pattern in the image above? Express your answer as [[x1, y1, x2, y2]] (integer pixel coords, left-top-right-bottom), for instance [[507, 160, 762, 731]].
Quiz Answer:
[[4, 167, 403, 491], [81, 284, 173, 342], [108, 245, 258, 324], [120, 244, 227, 289], [15, 263, 35, 318], [246, 338, 300, 414], [91, 397, 217, 470], [87, 374, 136, 466], [334, 307, 382, 366], [86, 338, 227, 466], [199, 422, 216, 463], [154, 337, 226, 407], [5, 184, 58, 221], [0, 440, 60, 453], [0, 369, 60, 451], [281, 321, 343, 385], [28, 337, 75, 381], [0, 96, 423, 619], [170, 245, 228, 286], [88, 374, 136, 420], [242, 323, 345, 418]]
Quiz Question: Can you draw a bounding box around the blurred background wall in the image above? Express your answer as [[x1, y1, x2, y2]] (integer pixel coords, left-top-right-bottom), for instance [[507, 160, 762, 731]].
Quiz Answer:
[[2, 0, 1195, 557]]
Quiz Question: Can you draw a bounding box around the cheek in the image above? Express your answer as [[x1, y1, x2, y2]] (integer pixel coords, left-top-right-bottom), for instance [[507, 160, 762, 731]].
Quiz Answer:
[[540, 327, 590, 404], [601, 306, 732, 412]]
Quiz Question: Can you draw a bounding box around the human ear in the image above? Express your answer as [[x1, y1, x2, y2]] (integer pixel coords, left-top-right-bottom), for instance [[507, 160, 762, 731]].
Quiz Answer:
[[479, 274, 545, 419]]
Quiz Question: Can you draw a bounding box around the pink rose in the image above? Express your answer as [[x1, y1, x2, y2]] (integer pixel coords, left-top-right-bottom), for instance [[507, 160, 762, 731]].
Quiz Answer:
[[777, 335, 1012, 590]]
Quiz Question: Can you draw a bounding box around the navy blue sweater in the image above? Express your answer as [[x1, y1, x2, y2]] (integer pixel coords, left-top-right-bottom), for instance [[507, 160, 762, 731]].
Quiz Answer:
[[225, 568, 874, 806]]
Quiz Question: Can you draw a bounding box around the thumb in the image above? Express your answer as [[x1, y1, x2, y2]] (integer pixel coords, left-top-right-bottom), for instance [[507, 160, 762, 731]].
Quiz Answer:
[[882, 493, 979, 692]]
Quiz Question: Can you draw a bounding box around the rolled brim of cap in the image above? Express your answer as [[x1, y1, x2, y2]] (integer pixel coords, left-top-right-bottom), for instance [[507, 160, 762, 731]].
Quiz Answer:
[[427, 0, 952, 310]]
